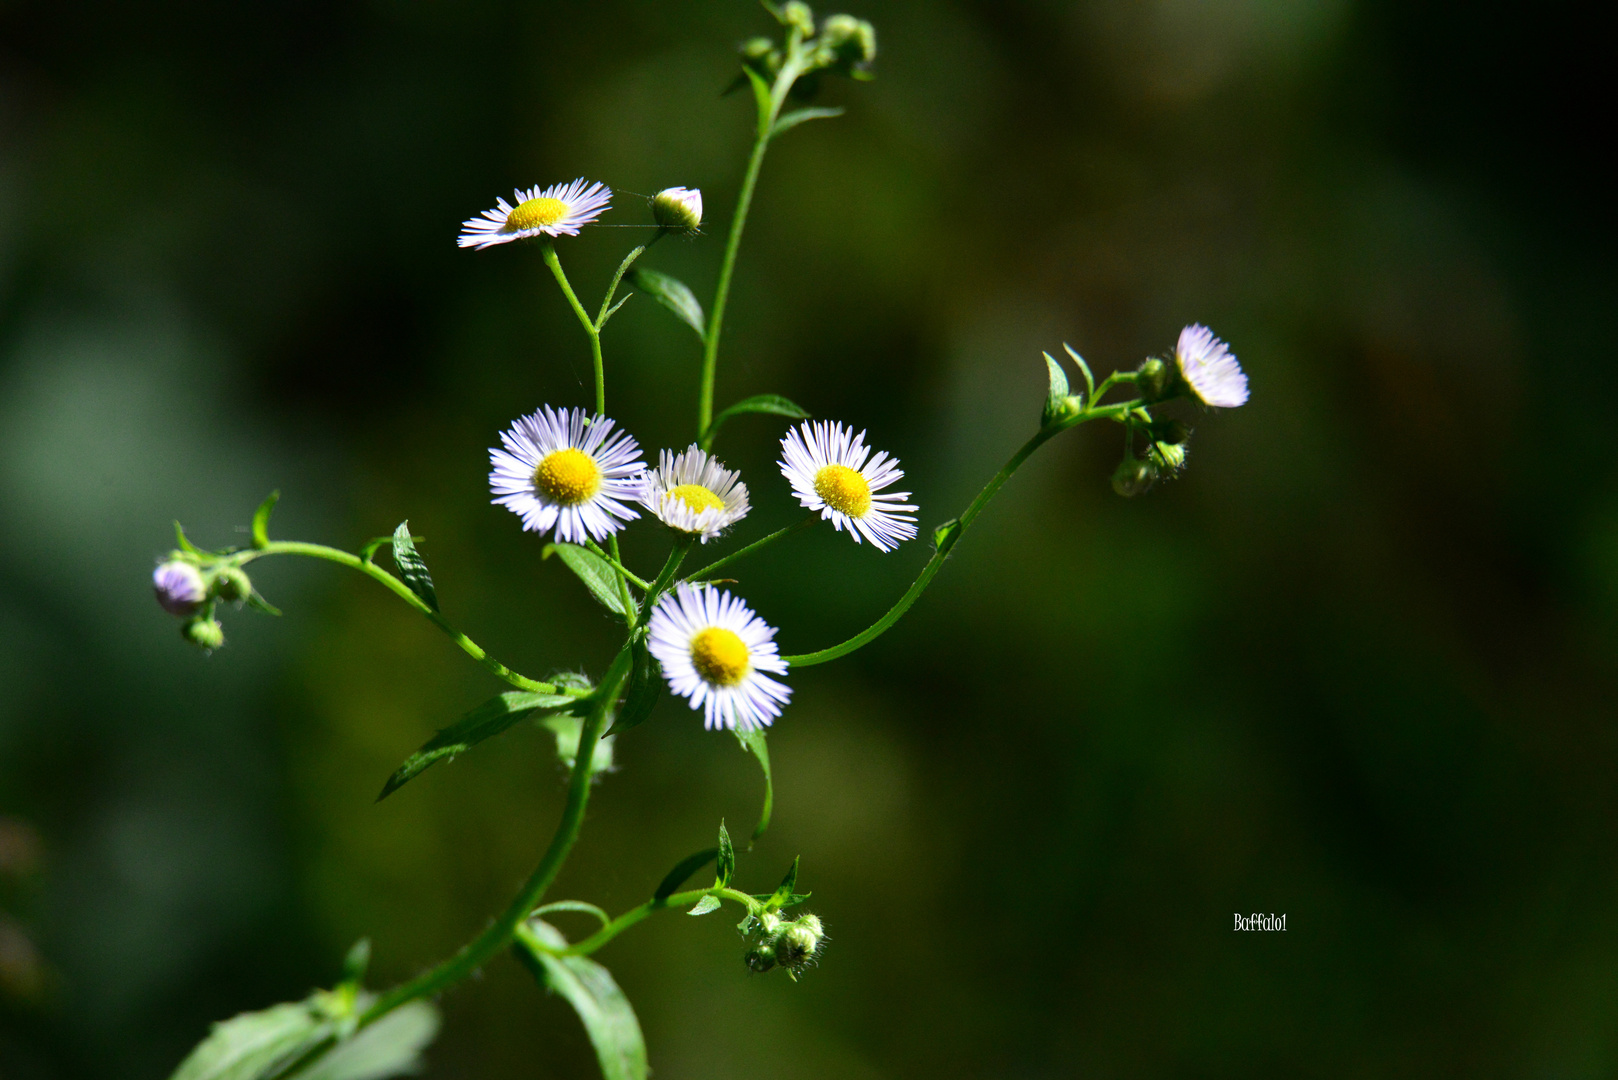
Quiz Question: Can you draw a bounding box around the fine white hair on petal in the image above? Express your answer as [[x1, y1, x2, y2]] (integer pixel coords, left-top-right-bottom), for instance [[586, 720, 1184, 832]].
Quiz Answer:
[[1174, 324, 1248, 408], [457, 178, 613, 249], [777, 419, 918, 552], [488, 405, 645, 544], [646, 582, 791, 732], [638, 444, 749, 541]]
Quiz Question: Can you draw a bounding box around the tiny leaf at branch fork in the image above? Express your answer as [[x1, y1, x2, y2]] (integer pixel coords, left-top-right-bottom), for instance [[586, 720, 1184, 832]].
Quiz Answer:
[[378, 690, 576, 800], [390, 522, 439, 612]]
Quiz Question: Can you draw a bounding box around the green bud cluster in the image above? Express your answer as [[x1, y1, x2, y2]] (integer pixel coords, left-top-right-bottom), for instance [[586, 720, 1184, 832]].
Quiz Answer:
[[743, 4, 877, 88], [742, 912, 826, 980]]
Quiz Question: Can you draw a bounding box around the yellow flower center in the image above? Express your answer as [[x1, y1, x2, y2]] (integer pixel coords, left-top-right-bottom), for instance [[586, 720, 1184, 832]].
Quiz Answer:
[[666, 483, 725, 517], [690, 627, 750, 686], [533, 448, 602, 505], [813, 464, 871, 517], [506, 197, 569, 231]]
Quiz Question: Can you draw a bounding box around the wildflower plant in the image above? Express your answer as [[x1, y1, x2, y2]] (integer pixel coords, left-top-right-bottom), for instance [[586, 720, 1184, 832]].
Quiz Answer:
[[153, 5, 1247, 1078]]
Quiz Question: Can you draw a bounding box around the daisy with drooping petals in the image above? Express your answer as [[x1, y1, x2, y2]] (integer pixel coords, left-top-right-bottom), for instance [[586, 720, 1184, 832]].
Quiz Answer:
[[779, 420, 918, 552], [489, 406, 645, 543], [647, 583, 791, 732], [640, 444, 749, 542], [1173, 324, 1248, 408], [457, 179, 613, 249]]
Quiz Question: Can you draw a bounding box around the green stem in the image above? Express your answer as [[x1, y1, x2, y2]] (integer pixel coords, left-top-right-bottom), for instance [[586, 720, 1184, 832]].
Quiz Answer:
[[637, 536, 694, 626], [359, 647, 633, 1024], [541, 886, 758, 957], [596, 244, 646, 328], [686, 514, 816, 582], [586, 539, 650, 590], [240, 542, 578, 696], [542, 241, 606, 415]]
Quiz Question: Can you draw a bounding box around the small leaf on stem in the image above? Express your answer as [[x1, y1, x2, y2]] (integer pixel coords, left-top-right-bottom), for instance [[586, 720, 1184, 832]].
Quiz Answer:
[[543, 543, 631, 620], [771, 106, 843, 138], [513, 922, 648, 1080], [735, 727, 774, 845], [687, 895, 722, 916], [251, 491, 279, 549], [605, 641, 660, 736], [715, 821, 735, 888], [628, 267, 705, 339], [378, 690, 574, 799], [390, 522, 439, 612]]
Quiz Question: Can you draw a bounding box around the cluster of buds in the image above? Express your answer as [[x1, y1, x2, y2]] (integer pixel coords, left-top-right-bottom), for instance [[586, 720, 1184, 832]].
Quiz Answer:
[[742, 911, 826, 981], [740, 3, 877, 89], [151, 557, 255, 650]]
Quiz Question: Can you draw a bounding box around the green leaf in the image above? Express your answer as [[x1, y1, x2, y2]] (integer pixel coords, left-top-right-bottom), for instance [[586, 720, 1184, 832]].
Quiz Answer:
[[1063, 343, 1096, 399], [705, 393, 810, 444], [245, 591, 283, 617], [654, 848, 718, 901], [766, 856, 800, 912], [390, 522, 438, 612], [174, 521, 206, 556], [715, 821, 735, 888], [605, 641, 660, 736], [1042, 351, 1070, 424], [514, 921, 648, 1080], [931, 517, 962, 557], [378, 691, 573, 800], [339, 939, 371, 987], [744, 65, 774, 133], [250, 490, 279, 549], [688, 894, 721, 916], [600, 292, 632, 325], [169, 1000, 330, 1080], [299, 1001, 439, 1080], [628, 267, 705, 339], [543, 543, 630, 619], [735, 727, 774, 845], [771, 105, 843, 138], [540, 713, 616, 777]]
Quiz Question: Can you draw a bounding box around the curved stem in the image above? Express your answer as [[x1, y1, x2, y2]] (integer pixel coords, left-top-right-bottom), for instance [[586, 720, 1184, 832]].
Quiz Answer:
[[686, 514, 816, 582], [542, 241, 606, 415], [241, 542, 577, 696], [359, 646, 633, 1025], [552, 886, 759, 957]]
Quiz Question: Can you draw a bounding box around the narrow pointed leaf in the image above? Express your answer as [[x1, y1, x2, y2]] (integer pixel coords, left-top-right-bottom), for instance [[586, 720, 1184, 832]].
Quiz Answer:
[[1063, 343, 1096, 398], [1042, 352, 1070, 427], [687, 895, 721, 916], [543, 543, 630, 619], [654, 848, 718, 901], [628, 267, 705, 339], [765, 856, 800, 912], [744, 65, 773, 132], [705, 394, 810, 444], [771, 106, 843, 138], [932, 517, 962, 557], [390, 522, 438, 612], [605, 641, 660, 735], [514, 921, 648, 1080], [378, 691, 573, 799], [735, 727, 774, 844], [250, 491, 279, 549], [174, 521, 203, 556], [715, 821, 735, 888], [245, 591, 282, 617]]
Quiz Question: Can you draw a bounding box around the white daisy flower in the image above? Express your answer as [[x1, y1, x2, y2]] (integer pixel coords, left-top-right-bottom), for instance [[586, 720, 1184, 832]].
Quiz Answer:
[[489, 406, 645, 543], [457, 178, 613, 249], [1174, 324, 1248, 408], [639, 444, 749, 542], [647, 583, 791, 732], [778, 420, 918, 552]]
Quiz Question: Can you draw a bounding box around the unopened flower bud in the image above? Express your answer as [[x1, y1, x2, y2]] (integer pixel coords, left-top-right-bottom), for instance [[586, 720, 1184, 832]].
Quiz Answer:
[[651, 187, 703, 232], [210, 566, 253, 603], [780, 1, 815, 36], [1110, 456, 1157, 498], [1150, 441, 1188, 473], [183, 617, 225, 651], [773, 913, 825, 969], [819, 14, 876, 67], [745, 940, 777, 973], [739, 36, 781, 78], [153, 561, 206, 616], [1136, 358, 1168, 401]]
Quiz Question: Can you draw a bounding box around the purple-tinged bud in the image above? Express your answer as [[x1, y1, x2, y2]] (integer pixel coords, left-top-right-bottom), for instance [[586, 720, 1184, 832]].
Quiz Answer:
[[651, 187, 703, 232], [153, 561, 207, 616]]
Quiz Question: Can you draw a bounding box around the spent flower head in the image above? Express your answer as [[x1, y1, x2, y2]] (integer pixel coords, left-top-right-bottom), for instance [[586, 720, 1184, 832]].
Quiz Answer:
[[640, 445, 749, 542], [489, 406, 645, 544], [1173, 324, 1248, 408], [458, 179, 612, 249], [779, 420, 917, 552], [647, 583, 790, 732]]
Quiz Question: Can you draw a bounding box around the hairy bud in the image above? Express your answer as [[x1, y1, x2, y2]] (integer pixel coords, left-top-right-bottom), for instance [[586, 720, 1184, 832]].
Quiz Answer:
[[210, 566, 253, 603], [651, 187, 703, 232], [1151, 441, 1189, 473], [183, 617, 225, 651], [819, 14, 876, 68], [779, 1, 815, 36], [744, 939, 777, 973], [153, 561, 207, 616], [773, 913, 826, 971], [1110, 456, 1157, 498], [1136, 358, 1168, 402]]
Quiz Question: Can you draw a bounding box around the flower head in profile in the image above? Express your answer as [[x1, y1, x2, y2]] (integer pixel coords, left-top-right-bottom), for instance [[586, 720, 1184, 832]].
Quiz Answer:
[[1173, 324, 1248, 408], [651, 187, 703, 232], [647, 583, 790, 732], [779, 420, 917, 552], [458, 179, 613, 249], [153, 561, 206, 616], [489, 406, 645, 543], [640, 444, 749, 542]]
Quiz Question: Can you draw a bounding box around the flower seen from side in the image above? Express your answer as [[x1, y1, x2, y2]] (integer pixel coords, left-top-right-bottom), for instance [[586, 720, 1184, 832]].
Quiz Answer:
[[640, 444, 749, 542], [153, 561, 206, 616], [489, 406, 645, 544], [1173, 324, 1248, 408], [457, 179, 613, 249], [779, 420, 917, 552], [651, 187, 703, 232], [647, 583, 791, 732]]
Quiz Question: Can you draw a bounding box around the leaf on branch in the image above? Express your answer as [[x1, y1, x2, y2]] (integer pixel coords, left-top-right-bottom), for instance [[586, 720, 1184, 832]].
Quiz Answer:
[[605, 641, 660, 736], [628, 267, 705, 340], [250, 491, 279, 549], [771, 106, 843, 138], [245, 591, 282, 617], [540, 713, 616, 777], [765, 855, 800, 912], [1042, 351, 1070, 424], [654, 847, 718, 901], [298, 1002, 440, 1080], [735, 727, 774, 845], [705, 394, 810, 445], [543, 543, 630, 620], [378, 690, 574, 800], [715, 820, 735, 888], [514, 921, 648, 1080], [1063, 343, 1096, 399], [744, 66, 773, 131], [167, 995, 439, 1080], [931, 517, 962, 557], [390, 522, 438, 612], [688, 895, 722, 916]]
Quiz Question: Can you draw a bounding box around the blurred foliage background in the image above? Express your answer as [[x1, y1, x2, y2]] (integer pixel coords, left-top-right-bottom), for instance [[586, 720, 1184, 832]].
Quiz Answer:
[[1, 0, 1613, 1076]]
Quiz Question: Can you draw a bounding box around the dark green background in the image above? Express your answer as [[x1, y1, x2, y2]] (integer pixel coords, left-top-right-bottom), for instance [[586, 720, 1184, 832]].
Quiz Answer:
[[1, 1, 1612, 1076]]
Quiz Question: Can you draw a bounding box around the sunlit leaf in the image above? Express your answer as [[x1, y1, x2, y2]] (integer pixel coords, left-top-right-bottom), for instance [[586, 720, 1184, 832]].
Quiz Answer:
[[765, 856, 800, 912], [628, 267, 705, 339], [687, 895, 721, 916], [1063, 343, 1096, 399], [390, 522, 438, 612], [543, 543, 630, 619], [715, 820, 735, 888], [299, 1002, 440, 1080], [169, 1001, 329, 1080], [514, 921, 648, 1080], [378, 691, 574, 799]]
